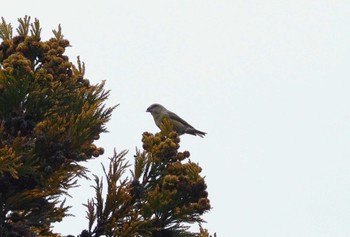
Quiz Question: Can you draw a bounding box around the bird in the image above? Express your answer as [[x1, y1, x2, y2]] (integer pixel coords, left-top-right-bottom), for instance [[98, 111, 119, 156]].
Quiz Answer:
[[146, 103, 206, 137]]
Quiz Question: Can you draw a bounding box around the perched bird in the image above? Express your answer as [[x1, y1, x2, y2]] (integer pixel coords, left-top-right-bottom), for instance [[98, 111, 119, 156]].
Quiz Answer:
[[146, 103, 206, 137]]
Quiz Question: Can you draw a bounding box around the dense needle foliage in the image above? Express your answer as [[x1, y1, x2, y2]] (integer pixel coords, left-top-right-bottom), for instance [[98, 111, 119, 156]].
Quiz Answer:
[[0, 16, 114, 236], [84, 126, 212, 237]]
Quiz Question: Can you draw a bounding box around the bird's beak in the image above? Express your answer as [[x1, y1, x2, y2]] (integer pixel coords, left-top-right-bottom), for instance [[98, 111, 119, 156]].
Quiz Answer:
[[146, 108, 150, 112]]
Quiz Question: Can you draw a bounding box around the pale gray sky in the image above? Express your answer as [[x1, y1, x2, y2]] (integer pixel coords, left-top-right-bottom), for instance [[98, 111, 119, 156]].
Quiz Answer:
[[4, 1, 350, 236]]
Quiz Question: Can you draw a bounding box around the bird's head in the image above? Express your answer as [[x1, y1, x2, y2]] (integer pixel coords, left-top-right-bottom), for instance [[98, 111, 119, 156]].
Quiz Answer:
[[146, 104, 166, 116]]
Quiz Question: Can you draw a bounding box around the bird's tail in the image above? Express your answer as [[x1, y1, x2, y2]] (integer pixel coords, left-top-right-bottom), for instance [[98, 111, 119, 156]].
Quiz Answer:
[[186, 128, 206, 138]]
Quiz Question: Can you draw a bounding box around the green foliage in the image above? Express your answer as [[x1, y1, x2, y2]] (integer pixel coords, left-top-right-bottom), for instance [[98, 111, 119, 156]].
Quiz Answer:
[[0, 16, 115, 236], [138, 130, 211, 237], [84, 150, 142, 237], [0, 17, 12, 40], [0, 16, 214, 237], [85, 127, 212, 237]]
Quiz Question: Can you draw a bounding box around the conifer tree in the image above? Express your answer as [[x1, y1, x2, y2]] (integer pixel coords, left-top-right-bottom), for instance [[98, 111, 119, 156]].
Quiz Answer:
[[0, 16, 115, 236], [84, 122, 213, 237]]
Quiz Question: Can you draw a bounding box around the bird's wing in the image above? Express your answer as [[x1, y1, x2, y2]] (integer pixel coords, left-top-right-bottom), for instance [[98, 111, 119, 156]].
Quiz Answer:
[[167, 111, 194, 128]]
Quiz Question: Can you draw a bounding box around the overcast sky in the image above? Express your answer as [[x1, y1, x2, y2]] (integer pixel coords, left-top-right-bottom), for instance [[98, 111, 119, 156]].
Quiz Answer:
[[4, 1, 350, 236]]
